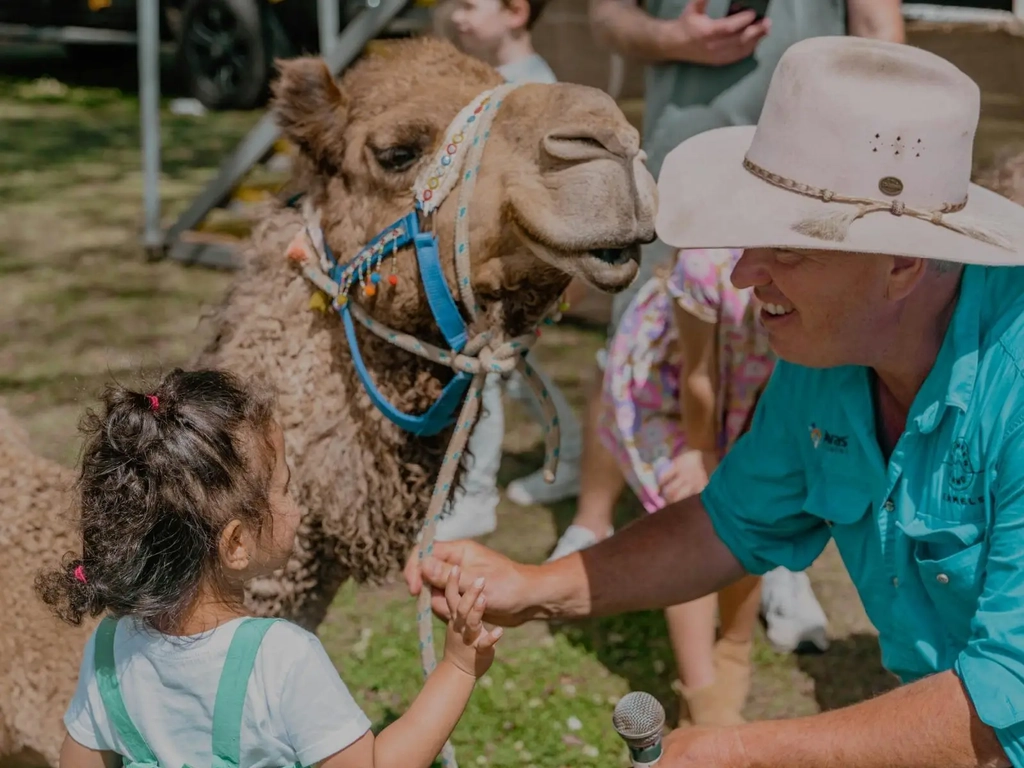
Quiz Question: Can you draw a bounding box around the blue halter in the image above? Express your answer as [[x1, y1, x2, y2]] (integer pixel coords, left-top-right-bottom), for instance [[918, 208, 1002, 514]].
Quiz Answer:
[[321, 208, 474, 437], [299, 83, 519, 439]]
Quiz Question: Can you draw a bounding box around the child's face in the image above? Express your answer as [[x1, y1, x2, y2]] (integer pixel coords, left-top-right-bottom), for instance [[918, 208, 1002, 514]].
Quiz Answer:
[[262, 420, 302, 571], [450, 0, 521, 61]]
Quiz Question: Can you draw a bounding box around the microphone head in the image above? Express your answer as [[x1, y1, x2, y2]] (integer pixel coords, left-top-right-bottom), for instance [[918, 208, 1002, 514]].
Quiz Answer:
[[612, 691, 665, 749]]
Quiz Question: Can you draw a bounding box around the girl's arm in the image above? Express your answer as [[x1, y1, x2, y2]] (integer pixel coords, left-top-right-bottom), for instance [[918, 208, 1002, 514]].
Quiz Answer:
[[322, 571, 500, 768], [673, 298, 719, 466], [59, 733, 121, 768], [323, 658, 477, 768]]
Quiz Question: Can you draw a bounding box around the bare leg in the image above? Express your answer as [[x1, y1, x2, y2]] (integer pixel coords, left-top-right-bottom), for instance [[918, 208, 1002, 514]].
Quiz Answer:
[[668, 576, 761, 726], [546, 364, 623, 561], [718, 575, 762, 643], [665, 596, 718, 691], [572, 365, 625, 534]]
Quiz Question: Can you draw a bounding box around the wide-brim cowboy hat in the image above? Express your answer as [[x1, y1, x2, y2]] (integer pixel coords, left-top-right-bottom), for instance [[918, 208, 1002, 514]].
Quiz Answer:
[[655, 36, 1024, 266]]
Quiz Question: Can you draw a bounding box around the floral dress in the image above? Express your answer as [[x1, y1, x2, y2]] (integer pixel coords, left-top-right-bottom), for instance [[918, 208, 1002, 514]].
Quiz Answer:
[[597, 248, 775, 513]]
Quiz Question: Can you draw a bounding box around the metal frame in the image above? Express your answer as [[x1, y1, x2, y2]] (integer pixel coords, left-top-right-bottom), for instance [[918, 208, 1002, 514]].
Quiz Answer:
[[128, 0, 415, 268]]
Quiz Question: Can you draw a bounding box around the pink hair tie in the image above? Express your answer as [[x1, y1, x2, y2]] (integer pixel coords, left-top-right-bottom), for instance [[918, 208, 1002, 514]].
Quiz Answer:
[[74, 564, 87, 584], [146, 394, 159, 411]]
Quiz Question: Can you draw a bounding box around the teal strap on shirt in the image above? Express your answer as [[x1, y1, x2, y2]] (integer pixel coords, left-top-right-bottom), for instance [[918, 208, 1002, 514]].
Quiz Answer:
[[94, 617, 161, 767], [210, 618, 282, 768]]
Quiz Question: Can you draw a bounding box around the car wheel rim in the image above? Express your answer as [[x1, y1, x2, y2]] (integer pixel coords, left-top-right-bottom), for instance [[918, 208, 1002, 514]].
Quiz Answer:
[[184, 2, 254, 99]]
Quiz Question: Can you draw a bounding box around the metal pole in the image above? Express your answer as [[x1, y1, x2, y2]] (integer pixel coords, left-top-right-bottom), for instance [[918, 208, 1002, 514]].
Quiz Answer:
[[137, 0, 162, 255], [163, 0, 409, 258], [319, 0, 340, 61]]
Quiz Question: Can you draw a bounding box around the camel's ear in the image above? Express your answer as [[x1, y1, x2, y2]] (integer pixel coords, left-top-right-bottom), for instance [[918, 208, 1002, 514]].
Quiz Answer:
[[271, 57, 348, 173]]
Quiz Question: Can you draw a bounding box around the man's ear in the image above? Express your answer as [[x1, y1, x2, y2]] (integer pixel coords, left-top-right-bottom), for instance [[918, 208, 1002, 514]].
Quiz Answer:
[[270, 56, 348, 174], [887, 255, 929, 301]]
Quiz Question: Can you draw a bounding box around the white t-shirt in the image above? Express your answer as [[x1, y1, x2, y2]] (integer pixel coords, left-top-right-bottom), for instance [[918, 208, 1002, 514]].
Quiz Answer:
[[497, 53, 557, 85], [65, 616, 372, 768]]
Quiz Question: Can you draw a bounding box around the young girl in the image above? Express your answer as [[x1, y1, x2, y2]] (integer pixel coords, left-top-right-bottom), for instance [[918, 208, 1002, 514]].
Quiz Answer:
[[37, 368, 502, 768], [594, 248, 825, 725]]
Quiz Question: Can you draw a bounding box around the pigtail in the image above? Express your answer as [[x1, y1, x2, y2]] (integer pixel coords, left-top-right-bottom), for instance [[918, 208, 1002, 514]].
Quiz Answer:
[[34, 555, 105, 627]]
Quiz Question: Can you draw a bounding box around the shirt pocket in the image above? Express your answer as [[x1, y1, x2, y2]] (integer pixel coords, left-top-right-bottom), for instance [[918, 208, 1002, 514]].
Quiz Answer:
[[804, 473, 882, 615], [900, 517, 985, 646]]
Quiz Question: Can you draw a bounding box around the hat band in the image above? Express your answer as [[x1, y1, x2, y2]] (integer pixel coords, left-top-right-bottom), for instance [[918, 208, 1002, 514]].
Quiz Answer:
[[741, 157, 1010, 251]]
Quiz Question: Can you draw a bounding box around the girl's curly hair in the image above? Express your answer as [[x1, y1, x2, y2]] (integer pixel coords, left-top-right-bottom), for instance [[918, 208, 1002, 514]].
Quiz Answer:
[[35, 368, 277, 630]]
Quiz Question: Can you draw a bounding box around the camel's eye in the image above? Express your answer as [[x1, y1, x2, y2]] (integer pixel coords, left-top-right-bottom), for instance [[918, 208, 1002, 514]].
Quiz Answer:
[[374, 145, 421, 173]]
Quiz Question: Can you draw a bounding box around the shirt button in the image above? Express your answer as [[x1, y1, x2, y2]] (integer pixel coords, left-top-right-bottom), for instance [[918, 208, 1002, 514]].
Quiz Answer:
[[936, 573, 949, 585], [883, 500, 895, 512], [892, 576, 899, 587]]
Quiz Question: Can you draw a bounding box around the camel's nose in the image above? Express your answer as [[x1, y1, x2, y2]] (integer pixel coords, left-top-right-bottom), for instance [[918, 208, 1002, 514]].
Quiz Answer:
[[541, 124, 640, 163]]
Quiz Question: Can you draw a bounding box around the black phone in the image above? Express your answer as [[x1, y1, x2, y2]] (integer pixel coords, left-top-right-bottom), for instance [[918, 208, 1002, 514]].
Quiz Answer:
[[726, 0, 770, 21]]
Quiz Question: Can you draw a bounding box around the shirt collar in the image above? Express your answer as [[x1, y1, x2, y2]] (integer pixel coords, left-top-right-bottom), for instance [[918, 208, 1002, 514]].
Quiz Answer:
[[910, 265, 981, 434]]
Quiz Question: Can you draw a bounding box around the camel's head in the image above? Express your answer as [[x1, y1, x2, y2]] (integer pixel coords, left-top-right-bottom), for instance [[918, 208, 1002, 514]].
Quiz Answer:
[[271, 37, 656, 338]]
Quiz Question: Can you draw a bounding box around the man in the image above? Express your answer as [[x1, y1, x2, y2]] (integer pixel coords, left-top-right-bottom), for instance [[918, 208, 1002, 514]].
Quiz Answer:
[[408, 36, 1024, 768], [552, 0, 904, 655]]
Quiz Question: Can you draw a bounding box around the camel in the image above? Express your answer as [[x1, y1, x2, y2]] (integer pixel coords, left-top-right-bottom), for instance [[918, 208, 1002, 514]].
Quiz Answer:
[[0, 36, 656, 766]]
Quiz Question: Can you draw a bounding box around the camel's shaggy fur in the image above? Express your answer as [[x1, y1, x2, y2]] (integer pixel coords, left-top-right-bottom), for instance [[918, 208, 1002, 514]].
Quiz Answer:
[[0, 36, 655, 765]]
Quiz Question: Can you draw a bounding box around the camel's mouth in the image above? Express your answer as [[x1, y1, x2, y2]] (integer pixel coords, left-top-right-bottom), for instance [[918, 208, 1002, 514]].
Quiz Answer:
[[572, 246, 641, 291], [515, 224, 641, 292]]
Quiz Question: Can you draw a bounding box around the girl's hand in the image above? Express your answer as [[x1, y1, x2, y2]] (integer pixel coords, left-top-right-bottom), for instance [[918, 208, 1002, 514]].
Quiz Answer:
[[441, 566, 503, 678], [660, 449, 713, 503]]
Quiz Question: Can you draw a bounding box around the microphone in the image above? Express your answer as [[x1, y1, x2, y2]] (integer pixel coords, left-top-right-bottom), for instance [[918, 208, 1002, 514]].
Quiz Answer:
[[612, 691, 666, 767]]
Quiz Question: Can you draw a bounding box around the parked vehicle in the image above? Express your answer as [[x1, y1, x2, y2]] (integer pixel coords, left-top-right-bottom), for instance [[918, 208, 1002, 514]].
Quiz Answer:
[[0, 0, 434, 110]]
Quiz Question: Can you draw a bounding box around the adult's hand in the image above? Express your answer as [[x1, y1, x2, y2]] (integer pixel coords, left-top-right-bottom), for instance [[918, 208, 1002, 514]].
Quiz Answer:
[[404, 539, 540, 627], [662, 0, 770, 66]]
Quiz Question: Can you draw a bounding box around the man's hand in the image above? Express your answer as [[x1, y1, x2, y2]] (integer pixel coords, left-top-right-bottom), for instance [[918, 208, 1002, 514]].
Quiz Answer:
[[661, 725, 748, 768], [404, 539, 539, 627], [661, 0, 770, 66]]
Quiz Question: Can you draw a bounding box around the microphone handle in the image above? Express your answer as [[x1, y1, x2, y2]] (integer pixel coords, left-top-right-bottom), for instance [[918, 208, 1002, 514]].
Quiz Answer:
[[627, 739, 663, 768]]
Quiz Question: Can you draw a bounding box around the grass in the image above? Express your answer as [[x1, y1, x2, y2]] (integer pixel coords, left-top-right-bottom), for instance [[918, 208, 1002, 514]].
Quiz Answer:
[[0, 45, 904, 768]]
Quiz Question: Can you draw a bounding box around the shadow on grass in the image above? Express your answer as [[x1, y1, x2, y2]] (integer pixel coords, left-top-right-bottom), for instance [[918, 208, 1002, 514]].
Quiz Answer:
[[796, 633, 899, 712]]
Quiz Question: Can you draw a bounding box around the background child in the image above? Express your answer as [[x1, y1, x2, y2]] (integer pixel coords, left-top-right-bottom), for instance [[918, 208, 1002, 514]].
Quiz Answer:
[[449, 0, 556, 84], [37, 368, 501, 768], [436, 0, 584, 540], [572, 248, 827, 725]]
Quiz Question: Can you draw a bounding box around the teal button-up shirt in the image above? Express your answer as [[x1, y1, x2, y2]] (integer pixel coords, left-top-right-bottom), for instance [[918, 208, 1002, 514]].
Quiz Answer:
[[702, 264, 1024, 763]]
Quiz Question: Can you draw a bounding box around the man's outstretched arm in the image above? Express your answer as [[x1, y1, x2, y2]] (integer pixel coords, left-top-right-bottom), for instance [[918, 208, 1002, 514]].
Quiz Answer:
[[412, 493, 748, 626], [539, 494, 747, 619]]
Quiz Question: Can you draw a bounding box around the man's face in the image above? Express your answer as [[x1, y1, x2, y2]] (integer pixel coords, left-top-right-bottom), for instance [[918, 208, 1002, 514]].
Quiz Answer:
[[731, 247, 898, 369], [450, 0, 514, 60]]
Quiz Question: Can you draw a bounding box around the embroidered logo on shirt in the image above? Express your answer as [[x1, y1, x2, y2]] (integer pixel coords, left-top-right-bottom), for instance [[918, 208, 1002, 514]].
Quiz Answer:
[[809, 423, 848, 453], [946, 438, 976, 492], [809, 425, 822, 448]]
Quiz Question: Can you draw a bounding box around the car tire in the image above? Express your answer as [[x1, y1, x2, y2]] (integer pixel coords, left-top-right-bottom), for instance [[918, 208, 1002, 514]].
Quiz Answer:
[[177, 0, 272, 110]]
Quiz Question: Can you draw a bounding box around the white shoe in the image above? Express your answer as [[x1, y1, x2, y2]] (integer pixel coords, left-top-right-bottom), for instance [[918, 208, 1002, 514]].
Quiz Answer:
[[546, 524, 614, 562], [759, 567, 830, 654], [434, 490, 499, 542], [506, 459, 582, 507]]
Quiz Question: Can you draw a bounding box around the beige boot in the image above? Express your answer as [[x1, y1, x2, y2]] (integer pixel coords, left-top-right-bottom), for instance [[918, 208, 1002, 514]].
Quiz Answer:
[[671, 637, 752, 726], [712, 637, 753, 720], [671, 679, 746, 727]]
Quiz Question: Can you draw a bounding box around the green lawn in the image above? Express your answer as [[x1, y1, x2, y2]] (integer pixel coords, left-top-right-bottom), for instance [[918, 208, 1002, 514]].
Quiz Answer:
[[0, 48, 899, 768]]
